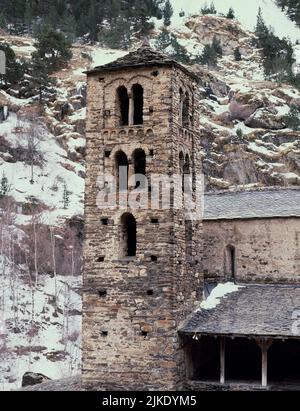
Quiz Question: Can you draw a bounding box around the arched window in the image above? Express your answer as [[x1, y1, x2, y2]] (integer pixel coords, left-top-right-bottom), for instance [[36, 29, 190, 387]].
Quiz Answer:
[[115, 151, 128, 192], [179, 152, 184, 194], [120, 213, 137, 257], [182, 92, 190, 128], [182, 154, 191, 196], [179, 88, 184, 125], [117, 86, 129, 126], [132, 84, 144, 125], [179, 151, 184, 171], [226, 245, 236, 280], [132, 149, 146, 188], [184, 154, 190, 174]]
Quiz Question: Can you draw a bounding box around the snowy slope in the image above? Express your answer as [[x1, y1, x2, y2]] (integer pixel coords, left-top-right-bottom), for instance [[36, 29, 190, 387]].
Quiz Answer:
[[0, 112, 84, 226], [0, 259, 81, 390], [170, 0, 300, 42]]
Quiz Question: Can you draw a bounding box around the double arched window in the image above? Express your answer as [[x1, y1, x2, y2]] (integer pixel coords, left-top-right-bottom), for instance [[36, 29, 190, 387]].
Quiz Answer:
[[117, 84, 144, 126], [114, 149, 147, 192]]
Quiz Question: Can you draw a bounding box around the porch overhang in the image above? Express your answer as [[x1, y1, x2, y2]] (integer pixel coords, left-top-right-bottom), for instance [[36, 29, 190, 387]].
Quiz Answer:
[[180, 284, 300, 339], [179, 284, 300, 389]]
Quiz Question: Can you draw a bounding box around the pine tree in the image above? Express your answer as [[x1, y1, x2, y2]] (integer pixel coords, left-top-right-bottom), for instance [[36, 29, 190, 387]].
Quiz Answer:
[[200, 44, 218, 67], [212, 36, 223, 57], [170, 34, 190, 64], [226, 7, 235, 19], [254, 7, 269, 48], [0, 42, 26, 89], [24, 0, 33, 32], [0, 172, 10, 198], [236, 128, 243, 139], [284, 105, 300, 131], [63, 183, 70, 209], [234, 47, 242, 61], [32, 26, 72, 73], [28, 57, 56, 101], [201, 2, 217, 15], [87, 0, 99, 41], [163, 0, 173, 26], [155, 28, 172, 51], [60, 11, 77, 42], [0, 12, 6, 29]]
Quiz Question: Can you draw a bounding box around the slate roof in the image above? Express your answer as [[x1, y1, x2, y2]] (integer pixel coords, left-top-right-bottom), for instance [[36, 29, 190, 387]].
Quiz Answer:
[[86, 45, 200, 80], [204, 189, 300, 220], [180, 284, 300, 338]]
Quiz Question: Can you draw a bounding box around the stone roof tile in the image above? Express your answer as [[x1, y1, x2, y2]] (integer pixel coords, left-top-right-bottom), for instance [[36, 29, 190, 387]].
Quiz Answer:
[[180, 284, 300, 338], [87, 45, 200, 81], [204, 188, 300, 220]]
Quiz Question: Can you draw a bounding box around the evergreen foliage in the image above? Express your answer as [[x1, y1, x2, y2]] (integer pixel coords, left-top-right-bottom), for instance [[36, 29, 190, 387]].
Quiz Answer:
[[0, 42, 26, 89], [163, 0, 173, 26], [234, 47, 242, 61], [32, 25, 73, 73], [0, 0, 166, 46], [276, 0, 300, 27], [196, 36, 223, 67], [201, 2, 217, 15], [284, 104, 300, 131], [254, 8, 296, 86], [155, 28, 190, 64], [226, 7, 235, 19], [0, 172, 10, 198]]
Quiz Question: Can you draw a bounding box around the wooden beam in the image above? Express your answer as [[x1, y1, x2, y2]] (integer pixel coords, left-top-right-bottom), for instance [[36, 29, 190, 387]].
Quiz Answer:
[[220, 337, 225, 384], [256, 339, 273, 388], [128, 95, 134, 126], [262, 345, 268, 387]]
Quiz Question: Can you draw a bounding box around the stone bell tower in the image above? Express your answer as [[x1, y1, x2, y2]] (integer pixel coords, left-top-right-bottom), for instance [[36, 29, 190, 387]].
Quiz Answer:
[[83, 45, 203, 390]]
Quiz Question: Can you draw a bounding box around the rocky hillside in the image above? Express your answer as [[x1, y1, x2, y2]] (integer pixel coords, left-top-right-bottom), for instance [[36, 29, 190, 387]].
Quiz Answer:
[[176, 15, 300, 190], [0, 3, 300, 390]]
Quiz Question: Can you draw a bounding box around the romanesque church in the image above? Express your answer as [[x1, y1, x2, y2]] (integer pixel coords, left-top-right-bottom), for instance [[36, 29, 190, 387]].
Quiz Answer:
[[83, 44, 300, 391]]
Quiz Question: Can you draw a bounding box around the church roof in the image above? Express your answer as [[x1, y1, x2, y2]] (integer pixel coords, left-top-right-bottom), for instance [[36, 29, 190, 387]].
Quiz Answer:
[[204, 188, 300, 221], [86, 45, 200, 80], [180, 284, 300, 339]]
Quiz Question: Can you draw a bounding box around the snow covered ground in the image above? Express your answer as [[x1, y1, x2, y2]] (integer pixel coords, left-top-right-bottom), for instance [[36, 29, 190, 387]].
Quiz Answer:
[[1, 112, 84, 226], [0, 259, 81, 390]]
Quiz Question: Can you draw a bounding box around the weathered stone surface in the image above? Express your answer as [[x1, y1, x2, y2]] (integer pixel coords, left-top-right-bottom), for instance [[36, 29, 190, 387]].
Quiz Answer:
[[202, 216, 300, 284], [22, 372, 51, 388], [19, 376, 81, 391], [245, 108, 286, 130]]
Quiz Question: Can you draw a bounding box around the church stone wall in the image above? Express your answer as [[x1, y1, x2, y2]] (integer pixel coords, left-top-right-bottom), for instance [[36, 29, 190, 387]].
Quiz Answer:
[[202, 218, 300, 284]]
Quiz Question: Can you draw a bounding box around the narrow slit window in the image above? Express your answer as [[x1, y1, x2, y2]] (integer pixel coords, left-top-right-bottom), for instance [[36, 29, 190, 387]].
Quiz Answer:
[[226, 245, 236, 280]]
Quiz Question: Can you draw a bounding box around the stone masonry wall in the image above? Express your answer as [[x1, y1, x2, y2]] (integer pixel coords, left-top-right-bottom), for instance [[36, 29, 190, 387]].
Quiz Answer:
[[83, 64, 204, 391], [202, 218, 300, 284]]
